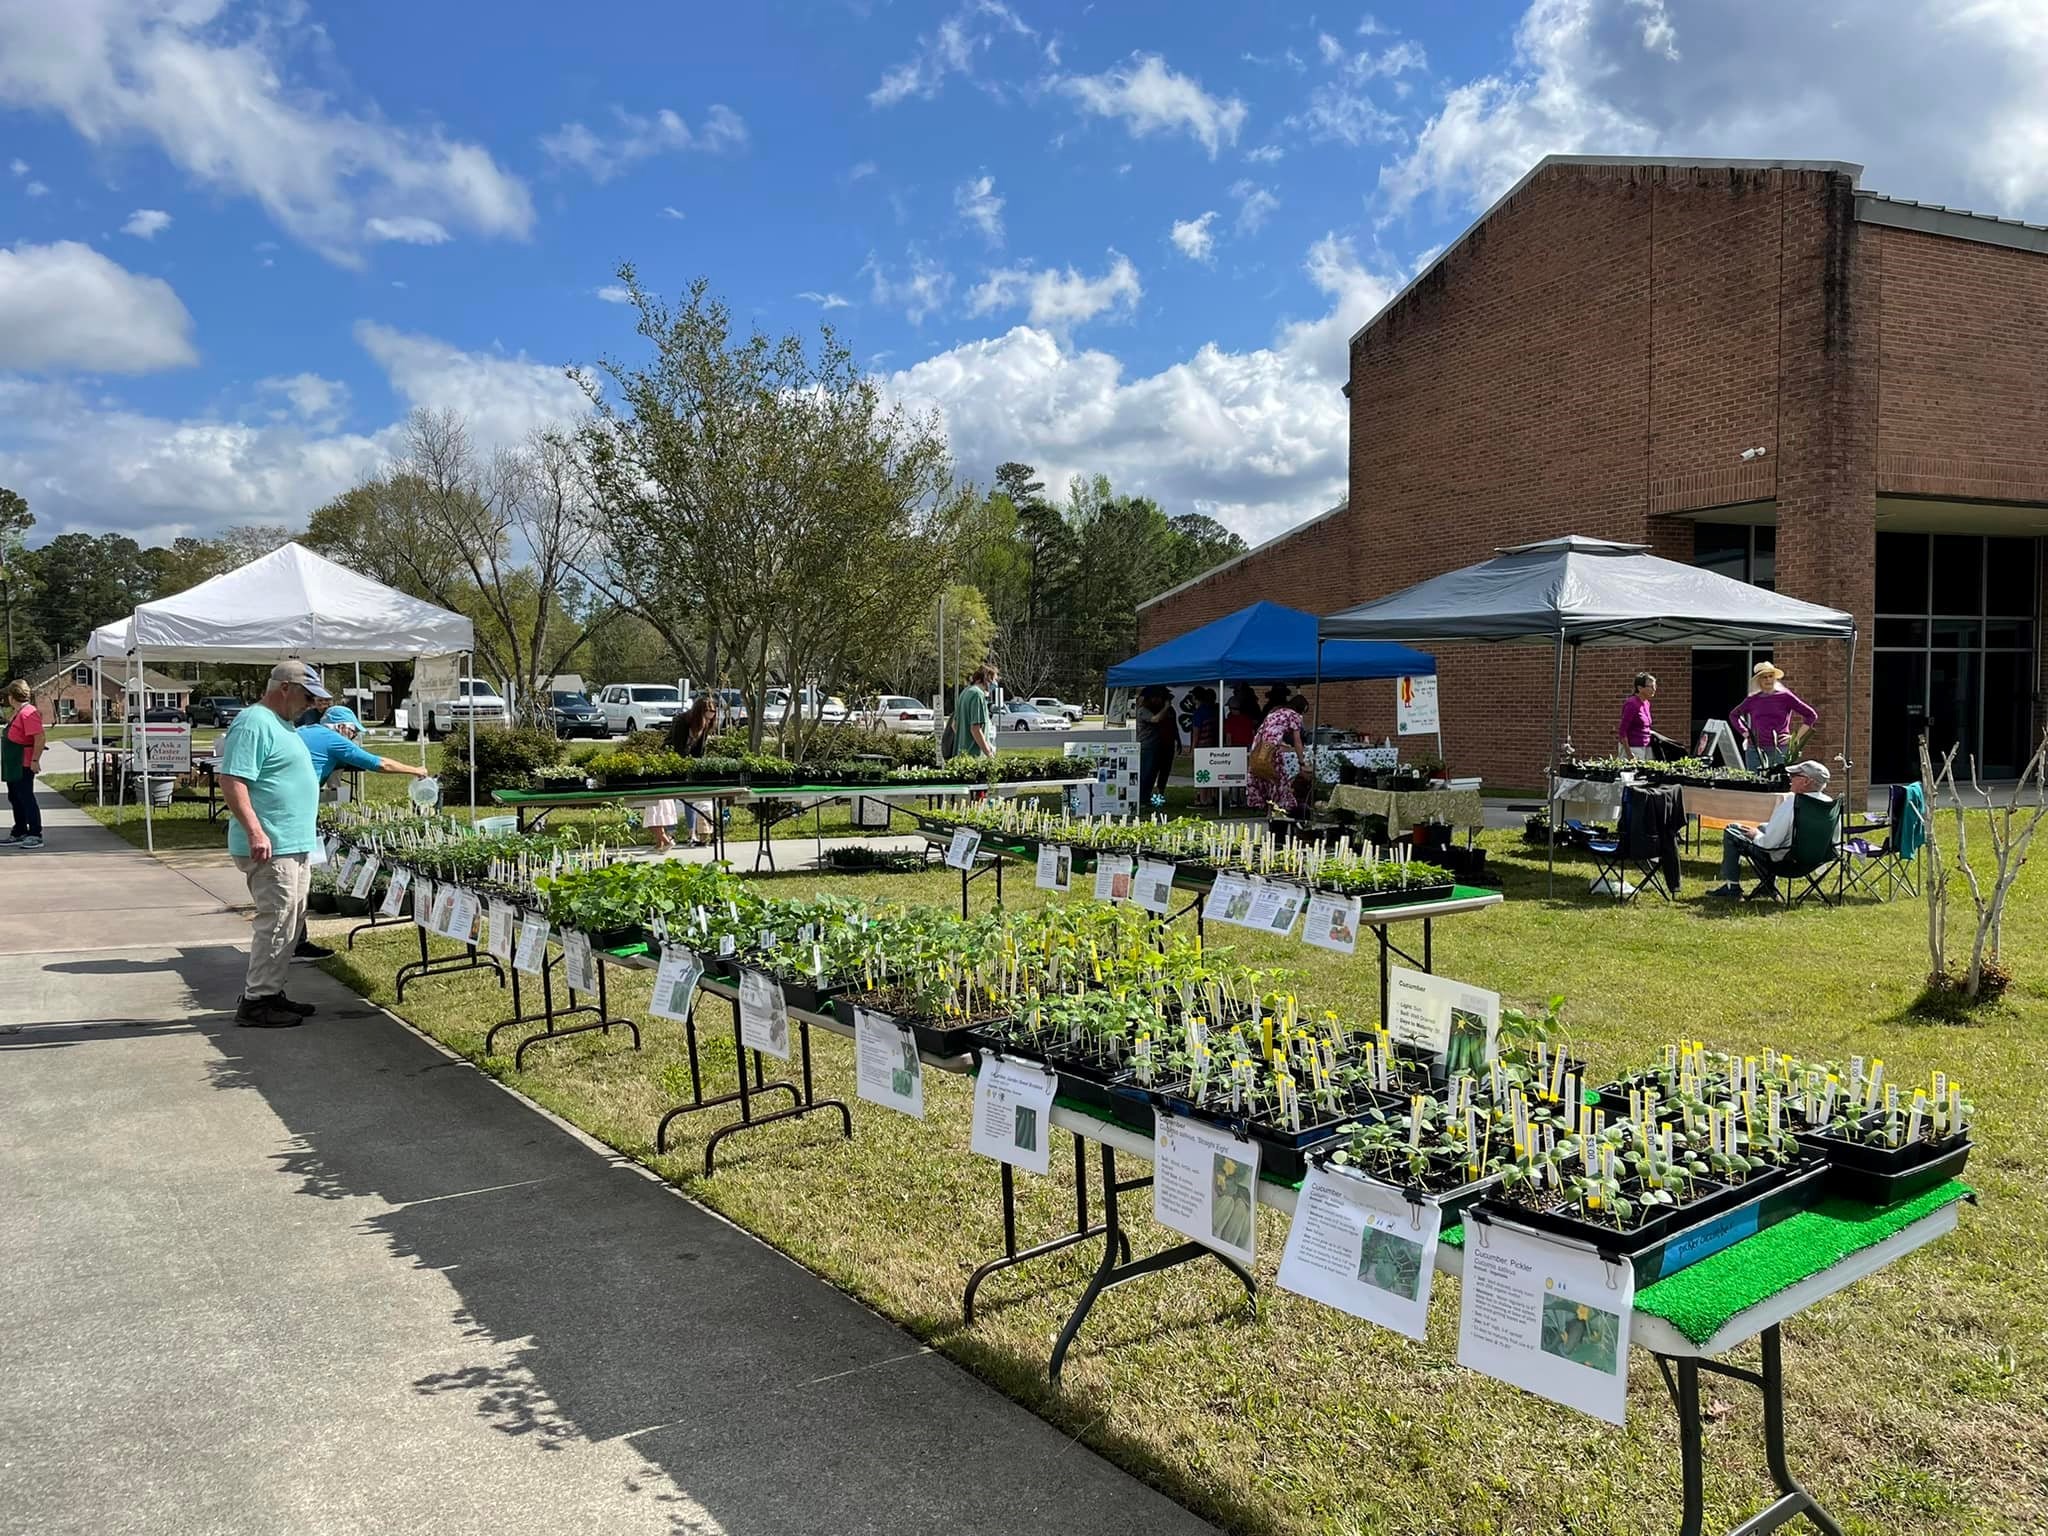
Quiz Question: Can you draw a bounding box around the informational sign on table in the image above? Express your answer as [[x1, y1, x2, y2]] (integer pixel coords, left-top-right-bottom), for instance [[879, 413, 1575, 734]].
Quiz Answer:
[[428, 884, 457, 940], [413, 879, 435, 930], [351, 854, 382, 901], [1036, 843, 1072, 893], [944, 826, 982, 871], [377, 866, 410, 918], [1397, 674, 1440, 736], [737, 968, 791, 1060], [1207, 872, 1253, 928], [335, 847, 361, 889], [1063, 740, 1140, 817], [487, 898, 516, 964], [1277, 1162, 1441, 1339], [561, 928, 599, 995], [1153, 1112, 1260, 1267], [649, 945, 705, 1023], [432, 886, 479, 945], [140, 721, 192, 775], [1132, 858, 1175, 915], [1094, 853, 1134, 903], [1302, 892, 1362, 955], [1457, 1219, 1634, 1425], [1387, 966, 1499, 1078], [1246, 879, 1304, 938], [970, 1055, 1057, 1175], [514, 915, 550, 975], [854, 1007, 924, 1119], [1194, 747, 1248, 788]]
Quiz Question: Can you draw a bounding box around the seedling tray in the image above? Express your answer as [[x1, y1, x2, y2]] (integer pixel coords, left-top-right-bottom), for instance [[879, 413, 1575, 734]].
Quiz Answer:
[[1794, 1126, 1972, 1205], [1313, 1157, 1506, 1229]]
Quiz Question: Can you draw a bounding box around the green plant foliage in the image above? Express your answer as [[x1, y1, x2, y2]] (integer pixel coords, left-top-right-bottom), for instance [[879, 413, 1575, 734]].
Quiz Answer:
[[441, 725, 568, 798]]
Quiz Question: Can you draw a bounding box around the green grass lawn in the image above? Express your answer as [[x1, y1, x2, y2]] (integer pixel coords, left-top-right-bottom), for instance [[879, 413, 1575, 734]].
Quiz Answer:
[[314, 826, 2048, 1536]]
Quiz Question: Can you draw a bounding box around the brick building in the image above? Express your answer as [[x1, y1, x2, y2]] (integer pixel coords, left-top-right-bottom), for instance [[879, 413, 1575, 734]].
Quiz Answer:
[[30, 652, 189, 725], [1138, 157, 2048, 789]]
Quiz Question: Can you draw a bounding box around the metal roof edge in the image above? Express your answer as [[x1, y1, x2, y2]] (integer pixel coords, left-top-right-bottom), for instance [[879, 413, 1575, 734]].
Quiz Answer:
[[1347, 154, 1867, 350], [1856, 192, 2048, 256], [1135, 501, 1349, 613]]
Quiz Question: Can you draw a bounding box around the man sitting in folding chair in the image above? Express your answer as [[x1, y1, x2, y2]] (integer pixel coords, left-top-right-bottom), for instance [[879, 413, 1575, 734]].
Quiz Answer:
[[1706, 759, 1837, 903]]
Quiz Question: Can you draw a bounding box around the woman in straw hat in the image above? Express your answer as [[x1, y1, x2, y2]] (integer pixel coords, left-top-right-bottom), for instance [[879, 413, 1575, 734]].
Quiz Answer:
[[1728, 660, 1818, 769]]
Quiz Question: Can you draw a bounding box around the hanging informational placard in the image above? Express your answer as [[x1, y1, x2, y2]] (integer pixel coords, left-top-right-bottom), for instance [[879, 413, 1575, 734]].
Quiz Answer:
[[378, 867, 412, 919], [350, 854, 382, 902], [1246, 879, 1304, 938], [944, 827, 983, 871], [1152, 1112, 1260, 1267], [970, 1055, 1057, 1175], [1062, 740, 1140, 817], [737, 968, 791, 1060], [649, 945, 705, 1023], [514, 915, 550, 975], [854, 1007, 924, 1119], [1457, 1219, 1634, 1425], [1132, 858, 1175, 915], [428, 884, 459, 940], [1302, 892, 1362, 955], [1397, 675, 1440, 736], [854, 794, 893, 829], [1277, 1162, 1440, 1339], [1194, 747, 1248, 788], [1387, 966, 1500, 1078], [335, 847, 362, 889], [140, 721, 192, 775], [1035, 843, 1073, 893], [487, 899, 516, 964], [1094, 853, 1134, 903], [1207, 872, 1254, 928], [436, 887, 480, 944], [413, 878, 435, 930], [561, 929, 599, 995]]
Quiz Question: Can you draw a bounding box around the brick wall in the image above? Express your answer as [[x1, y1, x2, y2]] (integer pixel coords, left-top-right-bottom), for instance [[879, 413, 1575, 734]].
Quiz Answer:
[[1142, 161, 1890, 789]]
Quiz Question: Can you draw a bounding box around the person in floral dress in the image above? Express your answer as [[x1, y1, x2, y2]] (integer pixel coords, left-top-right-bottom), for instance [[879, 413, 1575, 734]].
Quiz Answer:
[[1245, 692, 1308, 815]]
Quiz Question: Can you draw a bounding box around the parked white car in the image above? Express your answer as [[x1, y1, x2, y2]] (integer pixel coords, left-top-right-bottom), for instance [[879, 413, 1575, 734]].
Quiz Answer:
[[762, 687, 847, 727], [1029, 696, 1085, 722], [596, 683, 684, 734], [856, 694, 936, 735], [994, 699, 1070, 732], [414, 678, 506, 740]]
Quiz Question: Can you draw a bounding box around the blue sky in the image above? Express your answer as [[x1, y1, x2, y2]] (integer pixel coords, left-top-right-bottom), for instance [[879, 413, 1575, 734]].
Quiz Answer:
[[3, 0, 2044, 549]]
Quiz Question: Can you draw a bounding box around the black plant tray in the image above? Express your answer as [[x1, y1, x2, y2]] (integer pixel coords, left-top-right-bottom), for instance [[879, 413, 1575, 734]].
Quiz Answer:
[[831, 995, 997, 1060], [1329, 880, 1457, 909], [306, 890, 339, 915], [1794, 1127, 1972, 1205], [1312, 1156, 1507, 1229], [772, 977, 854, 1016], [1472, 1161, 1827, 1287], [1145, 1081, 1394, 1184], [336, 894, 374, 918]]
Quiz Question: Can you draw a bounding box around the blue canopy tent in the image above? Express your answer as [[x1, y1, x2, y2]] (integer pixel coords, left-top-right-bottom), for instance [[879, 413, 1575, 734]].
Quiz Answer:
[[1107, 601, 1435, 686]]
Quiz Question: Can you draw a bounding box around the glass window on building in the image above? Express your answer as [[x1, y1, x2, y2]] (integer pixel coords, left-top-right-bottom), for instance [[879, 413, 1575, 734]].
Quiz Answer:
[[1690, 523, 1777, 749], [1871, 532, 2038, 783]]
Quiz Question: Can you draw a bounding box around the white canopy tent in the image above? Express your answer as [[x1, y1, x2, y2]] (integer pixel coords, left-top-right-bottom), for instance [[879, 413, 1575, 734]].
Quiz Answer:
[[114, 543, 476, 850]]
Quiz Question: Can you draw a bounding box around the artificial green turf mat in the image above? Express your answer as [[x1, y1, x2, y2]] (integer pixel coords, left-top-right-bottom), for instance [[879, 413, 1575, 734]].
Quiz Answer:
[[1632, 1179, 1972, 1343]]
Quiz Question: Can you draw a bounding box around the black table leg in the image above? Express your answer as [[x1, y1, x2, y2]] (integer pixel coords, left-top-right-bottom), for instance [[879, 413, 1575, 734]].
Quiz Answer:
[[654, 993, 801, 1154], [345, 911, 413, 950], [1047, 1142, 1256, 1387], [962, 1132, 1125, 1323], [395, 922, 505, 1001], [506, 949, 641, 1070], [695, 1005, 850, 1175], [484, 955, 600, 1056], [1656, 1325, 1844, 1536]]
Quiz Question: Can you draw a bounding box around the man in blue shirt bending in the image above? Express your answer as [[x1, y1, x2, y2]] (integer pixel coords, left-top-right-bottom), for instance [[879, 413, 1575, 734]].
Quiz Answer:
[[292, 705, 433, 961]]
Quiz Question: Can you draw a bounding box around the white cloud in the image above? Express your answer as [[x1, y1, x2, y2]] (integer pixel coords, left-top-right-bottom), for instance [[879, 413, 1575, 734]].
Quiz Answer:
[[257, 371, 350, 430], [6, 158, 24, 176], [24, 179, 47, 197], [120, 207, 170, 238], [0, 0, 533, 266], [1231, 179, 1279, 234], [1170, 211, 1217, 262], [0, 240, 195, 372], [660, 205, 686, 220], [862, 247, 953, 324], [969, 250, 1141, 329], [364, 215, 449, 245], [870, 0, 1036, 106], [540, 104, 746, 183], [355, 322, 592, 445], [847, 160, 878, 181], [1243, 143, 1285, 164], [1295, 29, 1426, 147], [1318, 32, 1346, 65], [797, 290, 851, 309], [1381, 0, 2048, 220], [954, 172, 1005, 246], [887, 235, 1399, 545], [1056, 53, 1248, 157], [595, 285, 631, 303]]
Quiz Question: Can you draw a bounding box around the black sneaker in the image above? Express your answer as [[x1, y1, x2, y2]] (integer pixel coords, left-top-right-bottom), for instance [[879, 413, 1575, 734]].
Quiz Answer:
[[293, 939, 336, 960], [271, 993, 318, 1017], [237, 996, 306, 1029]]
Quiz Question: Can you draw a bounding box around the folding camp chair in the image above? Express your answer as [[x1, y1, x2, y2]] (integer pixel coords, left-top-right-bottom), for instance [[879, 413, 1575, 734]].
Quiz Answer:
[[1841, 783, 1923, 901], [1754, 796, 1843, 909], [1584, 787, 1674, 903]]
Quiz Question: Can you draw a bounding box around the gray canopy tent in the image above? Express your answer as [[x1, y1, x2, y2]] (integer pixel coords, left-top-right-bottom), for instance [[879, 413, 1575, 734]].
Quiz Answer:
[[1315, 536, 1859, 891]]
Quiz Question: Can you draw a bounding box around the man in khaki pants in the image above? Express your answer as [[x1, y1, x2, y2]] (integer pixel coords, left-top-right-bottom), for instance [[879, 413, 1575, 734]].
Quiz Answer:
[[220, 661, 328, 1027]]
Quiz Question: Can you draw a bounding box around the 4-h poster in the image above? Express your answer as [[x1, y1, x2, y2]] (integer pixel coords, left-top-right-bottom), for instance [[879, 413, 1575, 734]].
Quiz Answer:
[[1062, 740, 1140, 817], [1397, 674, 1440, 736], [1386, 966, 1499, 1078]]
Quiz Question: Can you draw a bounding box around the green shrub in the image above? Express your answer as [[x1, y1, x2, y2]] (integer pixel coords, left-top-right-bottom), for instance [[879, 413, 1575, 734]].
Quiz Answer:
[[443, 725, 566, 797]]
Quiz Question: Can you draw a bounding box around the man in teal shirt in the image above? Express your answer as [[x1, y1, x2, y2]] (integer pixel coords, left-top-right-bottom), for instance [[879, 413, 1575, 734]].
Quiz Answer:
[[953, 663, 997, 759], [221, 661, 326, 1027]]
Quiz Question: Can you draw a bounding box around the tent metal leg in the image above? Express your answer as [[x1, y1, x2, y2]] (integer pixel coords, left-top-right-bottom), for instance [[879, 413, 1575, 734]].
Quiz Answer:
[[1546, 632, 1564, 895]]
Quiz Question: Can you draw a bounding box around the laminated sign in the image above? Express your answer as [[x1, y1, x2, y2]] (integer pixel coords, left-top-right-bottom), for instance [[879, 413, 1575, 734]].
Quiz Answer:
[[561, 929, 599, 995], [854, 1007, 924, 1119], [649, 946, 705, 1023], [1457, 1220, 1633, 1425], [970, 1055, 1056, 1175], [1152, 1112, 1260, 1267], [1277, 1161, 1441, 1340], [487, 899, 516, 964], [737, 969, 791, 1060], [1035, 843, 1073, 893], [944, 827, 982, 871]]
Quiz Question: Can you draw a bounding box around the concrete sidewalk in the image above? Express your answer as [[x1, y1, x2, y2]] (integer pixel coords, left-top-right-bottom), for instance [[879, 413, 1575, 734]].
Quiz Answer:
[[0, 784, 1215, 1536]]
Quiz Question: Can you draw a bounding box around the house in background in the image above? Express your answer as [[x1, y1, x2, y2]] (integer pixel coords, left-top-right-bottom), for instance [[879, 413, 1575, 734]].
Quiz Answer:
[[31, 652, 190, 724]]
